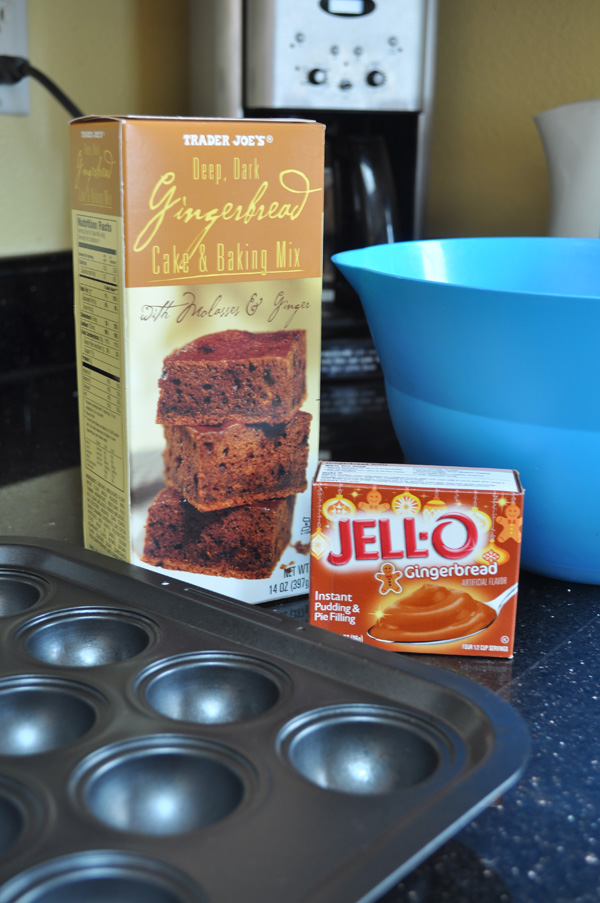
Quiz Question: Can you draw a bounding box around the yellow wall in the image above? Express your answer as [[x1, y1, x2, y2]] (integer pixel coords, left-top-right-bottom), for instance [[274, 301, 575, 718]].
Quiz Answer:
[[426, 0, 600, 238], [0, 0, 189, 258], [2, 0, 600, 256]]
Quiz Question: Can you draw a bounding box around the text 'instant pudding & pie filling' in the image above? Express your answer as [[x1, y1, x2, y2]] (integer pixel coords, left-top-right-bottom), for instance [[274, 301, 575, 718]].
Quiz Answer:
[[309, 462, 524, 657]]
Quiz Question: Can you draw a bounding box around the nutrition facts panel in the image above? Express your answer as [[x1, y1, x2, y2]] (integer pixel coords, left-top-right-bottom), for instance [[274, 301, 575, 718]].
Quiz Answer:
[[75, 216, 121, 377], [73, 211, 129, 559]]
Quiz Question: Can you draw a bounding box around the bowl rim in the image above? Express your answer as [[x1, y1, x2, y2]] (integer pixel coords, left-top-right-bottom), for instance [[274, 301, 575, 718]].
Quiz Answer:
[[332, 236, 600, 301]]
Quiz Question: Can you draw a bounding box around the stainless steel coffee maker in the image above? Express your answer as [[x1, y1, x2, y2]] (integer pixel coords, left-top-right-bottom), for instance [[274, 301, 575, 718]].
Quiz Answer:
[[190, 0, 438, 383]]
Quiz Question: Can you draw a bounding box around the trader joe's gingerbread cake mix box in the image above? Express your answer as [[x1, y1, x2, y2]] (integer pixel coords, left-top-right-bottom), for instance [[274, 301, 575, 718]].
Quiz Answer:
[[309, 462, 524, 657], [70, 116, 324, 603]]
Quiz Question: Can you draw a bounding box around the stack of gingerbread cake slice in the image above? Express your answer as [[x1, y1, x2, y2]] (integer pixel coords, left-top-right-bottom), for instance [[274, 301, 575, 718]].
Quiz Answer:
[[142, 329, 311, 579]]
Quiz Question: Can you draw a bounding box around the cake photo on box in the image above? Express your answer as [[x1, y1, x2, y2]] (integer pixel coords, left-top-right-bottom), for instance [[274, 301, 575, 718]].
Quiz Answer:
[[155, 329, 307, 425], [142, 488, 295, 580], [143, 329, 309, 580], [162, 412, 311, 512]]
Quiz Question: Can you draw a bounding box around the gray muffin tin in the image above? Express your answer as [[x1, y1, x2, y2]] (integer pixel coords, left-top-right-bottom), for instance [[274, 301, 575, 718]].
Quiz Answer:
[[0, 537, 529, 903]]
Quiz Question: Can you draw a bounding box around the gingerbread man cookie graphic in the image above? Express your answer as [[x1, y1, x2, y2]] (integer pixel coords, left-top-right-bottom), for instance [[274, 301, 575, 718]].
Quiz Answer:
[[375, 562, 402, 595], [358, 489, 391, 513], [496, 503, 523, 543]]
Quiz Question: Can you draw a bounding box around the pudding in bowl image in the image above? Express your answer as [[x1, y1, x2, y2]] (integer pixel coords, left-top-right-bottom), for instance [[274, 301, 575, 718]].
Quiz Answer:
[[367, 582, 517, 646]]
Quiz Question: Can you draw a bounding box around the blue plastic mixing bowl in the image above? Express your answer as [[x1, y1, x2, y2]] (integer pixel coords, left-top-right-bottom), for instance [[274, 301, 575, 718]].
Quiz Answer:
[[332, 237, 600, 584]]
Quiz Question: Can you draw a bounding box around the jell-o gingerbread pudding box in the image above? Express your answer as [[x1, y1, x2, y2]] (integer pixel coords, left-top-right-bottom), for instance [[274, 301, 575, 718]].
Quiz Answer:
[[309, 462, 524, 657], [70, 116, 324, 603]]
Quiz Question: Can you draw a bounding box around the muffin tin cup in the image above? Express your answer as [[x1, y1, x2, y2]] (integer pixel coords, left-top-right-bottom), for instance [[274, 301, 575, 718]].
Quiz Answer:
[[71, 735, 255, 836], [0, 572, 49, 617], [278, 704, 453, 796], [137, 652, 289, 725], [18, 608, 159, 669], [0, 851, 208, 903], [0, 775, 42, 860], [0, 792, 23, 858], [0, 676, 104, 757], [0, 538, 530, 903]]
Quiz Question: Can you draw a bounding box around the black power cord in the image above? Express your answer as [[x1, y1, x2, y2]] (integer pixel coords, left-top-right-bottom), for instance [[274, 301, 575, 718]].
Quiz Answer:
[[0, 55, 83, 118]]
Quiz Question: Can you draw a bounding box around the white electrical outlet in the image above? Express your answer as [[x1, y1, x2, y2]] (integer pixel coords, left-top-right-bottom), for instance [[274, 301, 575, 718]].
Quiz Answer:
[[0, 0, 29, 115]]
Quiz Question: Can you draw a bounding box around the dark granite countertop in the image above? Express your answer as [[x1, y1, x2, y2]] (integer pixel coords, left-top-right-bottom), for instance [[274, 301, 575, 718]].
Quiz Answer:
[[2, 255, 600, 902]]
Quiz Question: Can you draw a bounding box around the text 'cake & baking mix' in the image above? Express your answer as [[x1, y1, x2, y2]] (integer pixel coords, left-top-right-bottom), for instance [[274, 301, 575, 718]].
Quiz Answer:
[[70, 116, 324, 603]]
